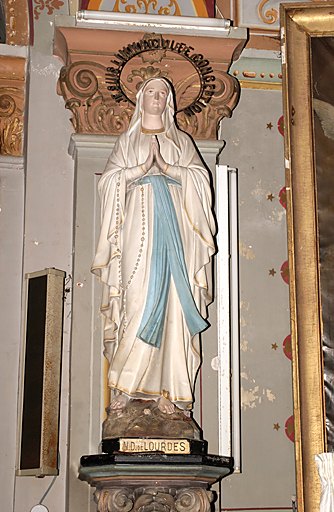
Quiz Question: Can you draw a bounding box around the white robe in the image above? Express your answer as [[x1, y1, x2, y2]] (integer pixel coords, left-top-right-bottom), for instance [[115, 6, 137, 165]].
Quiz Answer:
[[92, 124, 215, 410]]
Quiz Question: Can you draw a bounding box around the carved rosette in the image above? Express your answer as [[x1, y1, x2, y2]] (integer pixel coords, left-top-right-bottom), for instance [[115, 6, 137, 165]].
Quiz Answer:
[[57, 60, 239, 140], [94, 487, 213, 512], [0, 56, 26, 156]]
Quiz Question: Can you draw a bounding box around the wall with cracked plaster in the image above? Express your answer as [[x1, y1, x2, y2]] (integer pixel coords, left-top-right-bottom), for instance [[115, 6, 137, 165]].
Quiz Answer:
[[220, 88, 295, 509]]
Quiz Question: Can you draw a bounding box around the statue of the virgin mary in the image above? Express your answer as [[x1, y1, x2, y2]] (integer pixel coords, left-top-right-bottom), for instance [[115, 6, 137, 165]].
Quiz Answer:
[[92, 78, 215, 416]]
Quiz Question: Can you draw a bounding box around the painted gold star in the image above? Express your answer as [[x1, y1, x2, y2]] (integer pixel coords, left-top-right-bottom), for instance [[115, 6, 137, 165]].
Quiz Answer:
[[272, 343, 278, 350], [269, 268, 276, 276], [273, 423, 280, 431], [267, 193, 275, 201], [267, 122, 273, 130]]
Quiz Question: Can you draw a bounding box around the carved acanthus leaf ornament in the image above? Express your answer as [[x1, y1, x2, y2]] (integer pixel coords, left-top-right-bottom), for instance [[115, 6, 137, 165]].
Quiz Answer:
[[94, 487, 213, 512], [54, 26, 246, 140], [57, 60, 239, 140], [0, 88, 24, 155], [0, 56, 26, 156]]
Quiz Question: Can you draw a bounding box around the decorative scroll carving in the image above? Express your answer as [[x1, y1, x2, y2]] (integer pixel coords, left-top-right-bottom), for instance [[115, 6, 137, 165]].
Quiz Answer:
[[175, 489, 213, 512], [95, 488, 134, 512], [112, 0, 181, 16], [0, 90, 23, 155], [177, 70, 239, 140], [57, 61, 239, 140], [94, 487, 213, 512], [54, 26, 246, 140], [257, 0, 278, 25], [57, 62, 134, 134]]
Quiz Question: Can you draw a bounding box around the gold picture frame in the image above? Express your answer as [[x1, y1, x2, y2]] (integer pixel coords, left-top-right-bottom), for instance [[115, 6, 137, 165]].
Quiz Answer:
[[281, 3, 334, 511]]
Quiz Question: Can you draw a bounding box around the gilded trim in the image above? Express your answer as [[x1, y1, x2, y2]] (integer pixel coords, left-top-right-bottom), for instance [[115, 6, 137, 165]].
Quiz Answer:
[[0, 56, 26, 156], [280, 3, 334, 511]]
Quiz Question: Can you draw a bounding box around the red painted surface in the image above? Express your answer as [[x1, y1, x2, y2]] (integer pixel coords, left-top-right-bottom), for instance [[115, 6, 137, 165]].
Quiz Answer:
[[205, 0, 215, 17], [280, 260, 289, 285], [277, 115, 284, 136], [285, 415, 295, 443], [283, 334, 292, 361], [279, 186, 287, 210]]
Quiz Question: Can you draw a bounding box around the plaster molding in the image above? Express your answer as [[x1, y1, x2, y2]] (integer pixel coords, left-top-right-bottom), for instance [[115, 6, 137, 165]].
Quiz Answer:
[[0, 55, 26, 156], [0, 155, 24, 171], [54, 18, 247, 140], [0, 44, 28, 57], [94, 487, 213, 512], [229, 49, 282, 87], [69, 133, 224, 160]]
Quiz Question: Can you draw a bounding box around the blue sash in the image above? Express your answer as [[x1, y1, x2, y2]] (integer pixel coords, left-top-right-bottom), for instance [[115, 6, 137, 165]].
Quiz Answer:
[[137, 175, 208, 348]]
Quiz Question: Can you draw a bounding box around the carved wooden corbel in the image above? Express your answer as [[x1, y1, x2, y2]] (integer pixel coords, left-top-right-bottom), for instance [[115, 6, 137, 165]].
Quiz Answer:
[[0, 55, 26, 156], [54, 25, 246, 140], [94, 486, 213, 512]]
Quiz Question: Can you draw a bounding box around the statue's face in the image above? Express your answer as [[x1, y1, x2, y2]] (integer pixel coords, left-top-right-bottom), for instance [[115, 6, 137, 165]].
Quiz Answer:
[[142, 80, 168, 116]]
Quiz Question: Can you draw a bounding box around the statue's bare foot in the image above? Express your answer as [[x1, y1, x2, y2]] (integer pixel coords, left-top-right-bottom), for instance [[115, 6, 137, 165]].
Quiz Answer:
[[109, 394, 129, 411], [157, 396, 175, 414]]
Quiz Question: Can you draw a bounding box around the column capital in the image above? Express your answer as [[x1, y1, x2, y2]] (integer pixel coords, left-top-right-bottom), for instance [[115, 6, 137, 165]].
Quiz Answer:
[[54, 15, 247, 140]]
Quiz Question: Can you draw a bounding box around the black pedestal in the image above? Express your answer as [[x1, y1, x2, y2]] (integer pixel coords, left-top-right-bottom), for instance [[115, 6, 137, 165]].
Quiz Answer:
[[79, 451, 233, 512]]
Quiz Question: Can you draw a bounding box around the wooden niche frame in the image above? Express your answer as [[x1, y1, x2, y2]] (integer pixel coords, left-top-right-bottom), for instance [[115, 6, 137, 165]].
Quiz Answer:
[[281, 3, 334, 512]]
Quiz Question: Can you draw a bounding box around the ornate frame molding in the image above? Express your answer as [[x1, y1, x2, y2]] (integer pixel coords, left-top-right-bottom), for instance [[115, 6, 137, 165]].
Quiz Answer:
[[281, 3, 334, 511]]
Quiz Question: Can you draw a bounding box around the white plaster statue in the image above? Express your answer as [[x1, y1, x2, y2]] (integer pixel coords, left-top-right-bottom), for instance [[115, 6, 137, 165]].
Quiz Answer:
[[92, 78, 215, 415]]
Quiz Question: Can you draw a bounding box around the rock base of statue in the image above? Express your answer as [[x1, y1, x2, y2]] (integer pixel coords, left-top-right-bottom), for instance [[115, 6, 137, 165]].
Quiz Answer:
[[79, 399, 233, 511], [79, 452, 234, 512], [102, 399, 201, 440]]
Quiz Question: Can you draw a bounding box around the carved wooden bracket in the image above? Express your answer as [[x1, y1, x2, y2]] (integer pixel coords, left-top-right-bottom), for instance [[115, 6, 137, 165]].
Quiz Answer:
[[0, 55, 26, 156], [54, 23, 246, 140], [94, 486, 213, 512]]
